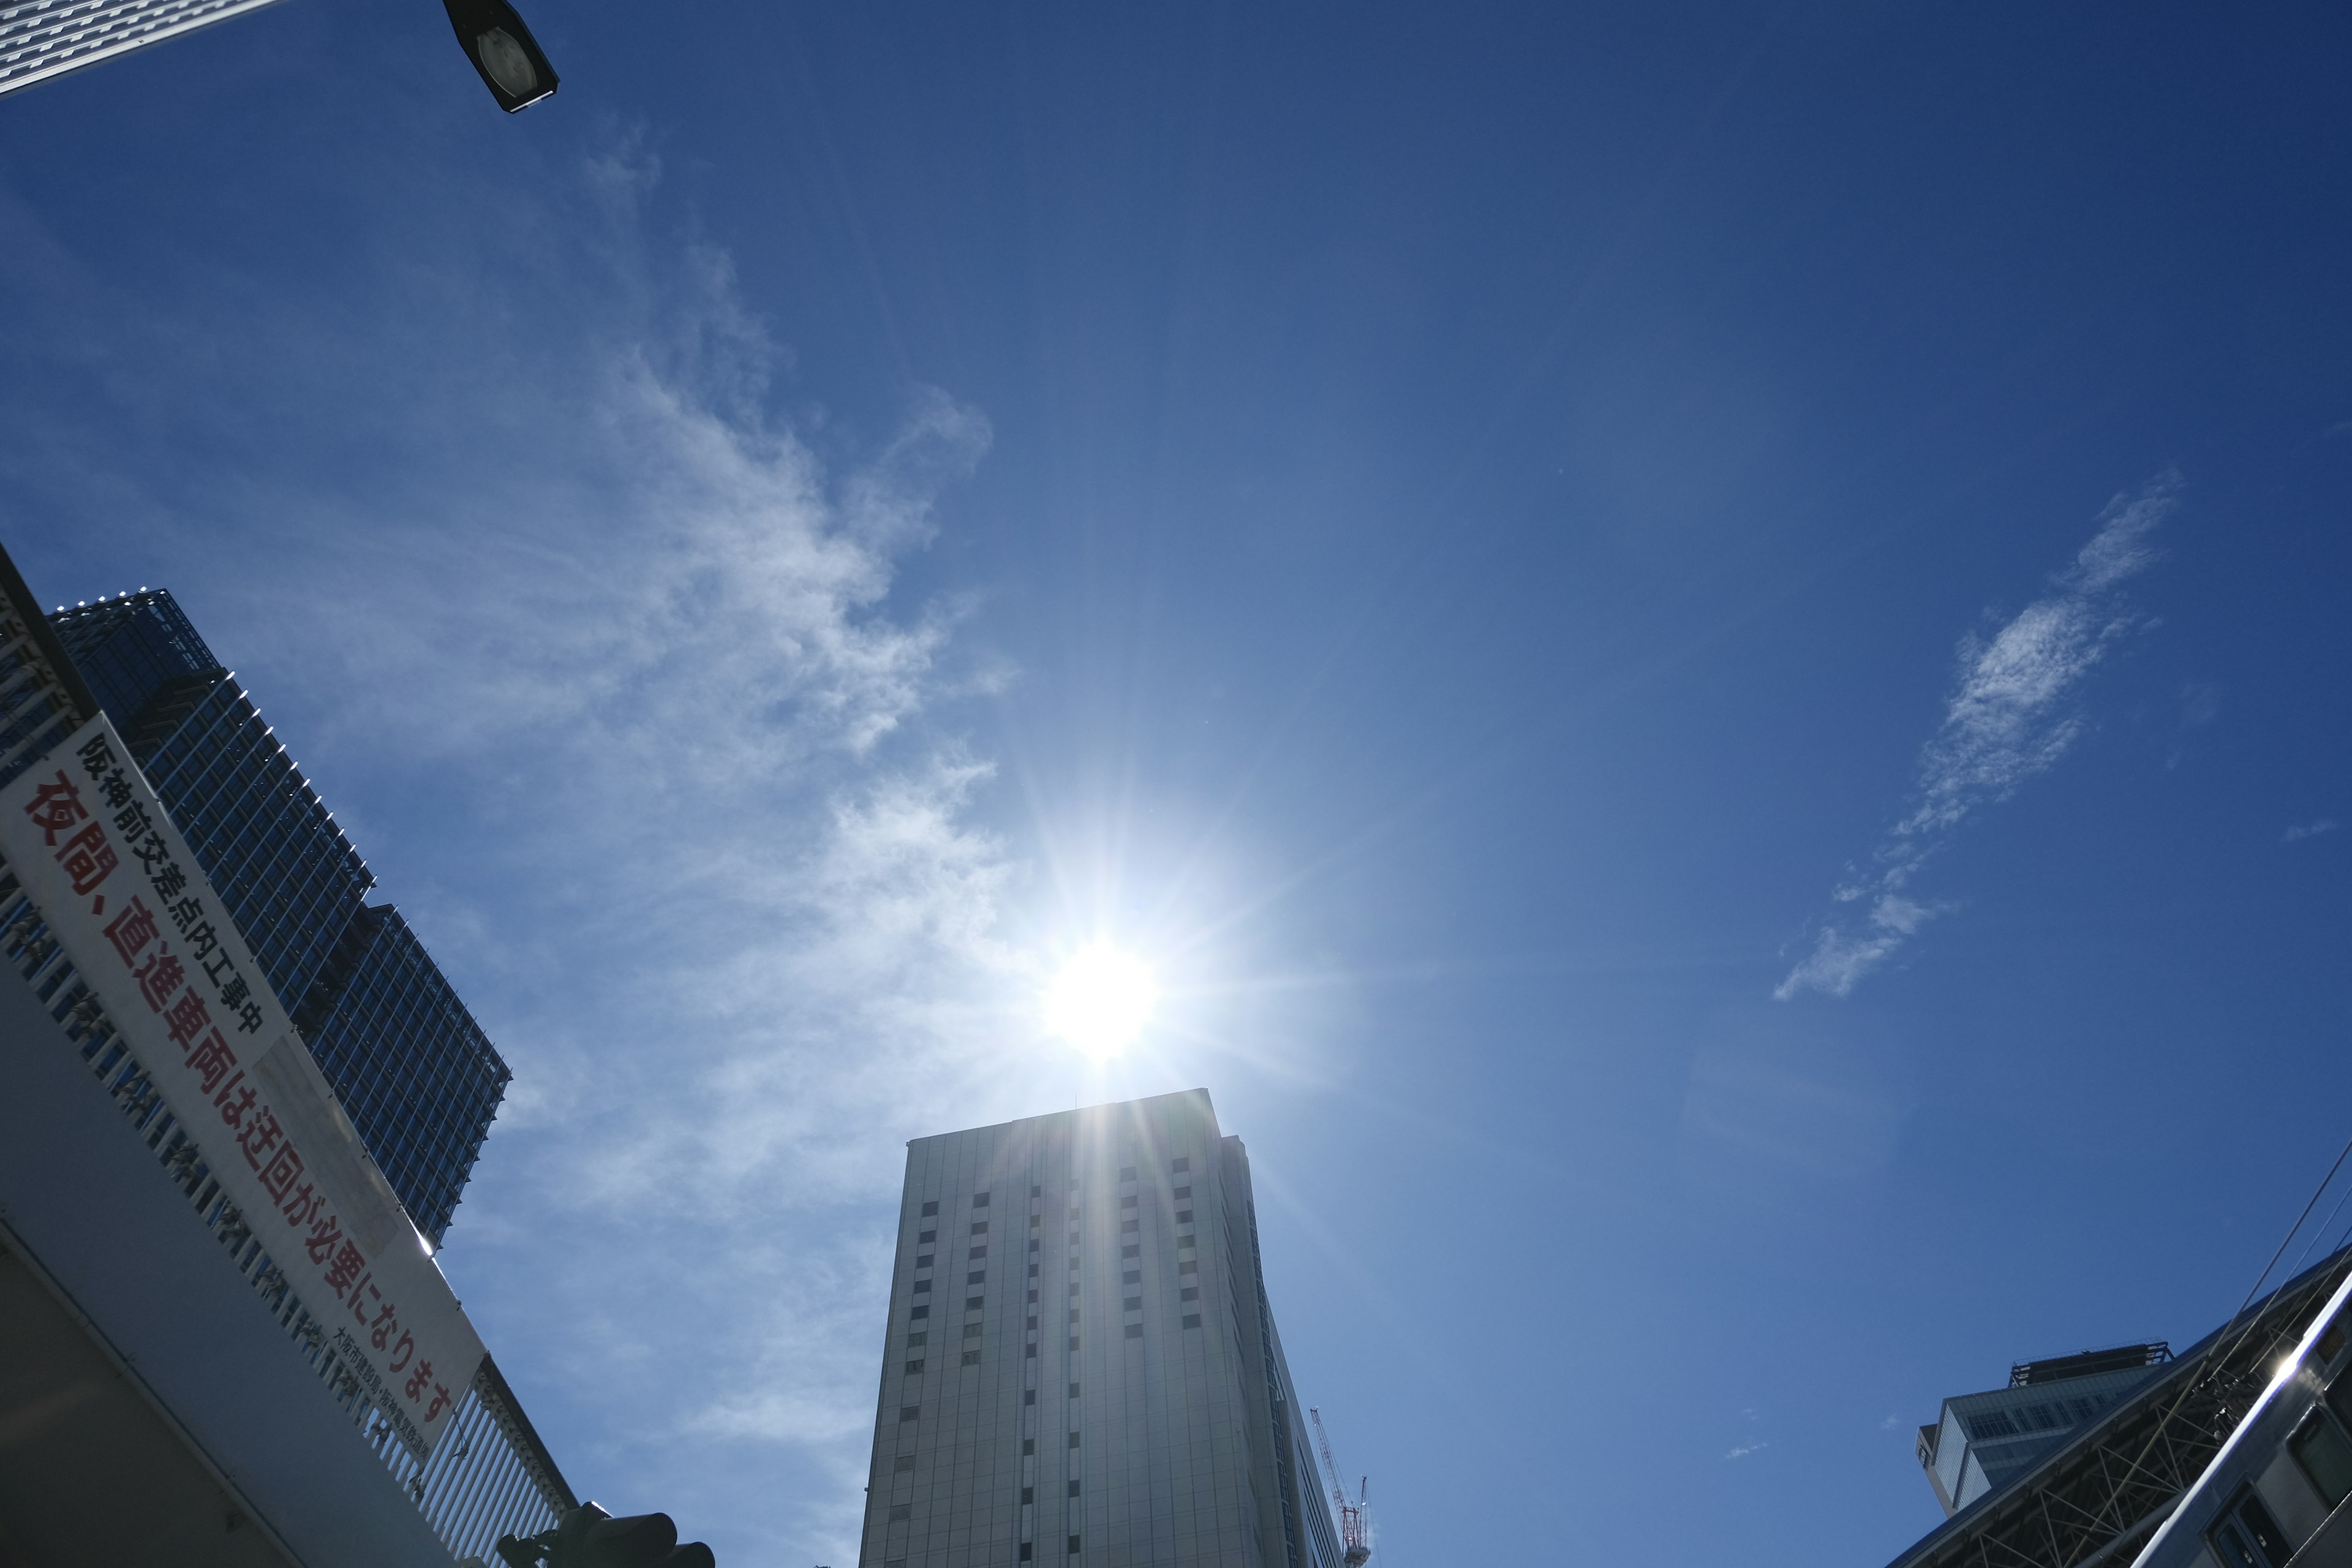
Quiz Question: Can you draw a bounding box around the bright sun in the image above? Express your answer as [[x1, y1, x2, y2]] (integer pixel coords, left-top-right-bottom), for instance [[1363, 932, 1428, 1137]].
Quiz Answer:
[[1043, 944, 1158, 1057]]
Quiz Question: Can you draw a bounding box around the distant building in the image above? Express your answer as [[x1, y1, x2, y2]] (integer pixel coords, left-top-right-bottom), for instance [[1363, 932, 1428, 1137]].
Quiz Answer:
[[0, 545, 571, 1564], [1, 0, 286, 100], [1884, 1250, 2352, 1568], [858, 1090, 1348, 1568], [1916, 1343, 2173, 1516], [47, 589, 507, 1242]]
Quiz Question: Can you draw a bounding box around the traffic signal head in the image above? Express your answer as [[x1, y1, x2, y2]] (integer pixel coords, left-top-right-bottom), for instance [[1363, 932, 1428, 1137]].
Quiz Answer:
[[439, 0, 559, 112], [502, 1504, 714, 1568]]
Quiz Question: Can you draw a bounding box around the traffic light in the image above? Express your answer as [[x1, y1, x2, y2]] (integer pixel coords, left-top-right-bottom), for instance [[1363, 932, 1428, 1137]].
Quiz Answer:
[[440, 0, 559, 113], [496, 1503, 715, 1568]]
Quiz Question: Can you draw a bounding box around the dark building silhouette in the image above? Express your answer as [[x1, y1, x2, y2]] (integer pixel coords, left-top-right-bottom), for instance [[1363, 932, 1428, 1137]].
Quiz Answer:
[[46, 589, 506, 1242]]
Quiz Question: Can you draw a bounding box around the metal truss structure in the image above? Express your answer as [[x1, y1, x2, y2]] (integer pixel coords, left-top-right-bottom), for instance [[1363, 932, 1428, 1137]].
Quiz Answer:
[[1888, 1248, 2352, 1568]]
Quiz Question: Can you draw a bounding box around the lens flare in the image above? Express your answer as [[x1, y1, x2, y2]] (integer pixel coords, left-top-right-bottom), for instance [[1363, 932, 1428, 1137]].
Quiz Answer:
[[1044, 945, 1157, 1057]]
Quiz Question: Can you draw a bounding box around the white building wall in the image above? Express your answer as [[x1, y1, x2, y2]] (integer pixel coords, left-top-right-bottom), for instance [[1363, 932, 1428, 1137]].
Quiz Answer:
[[860, 1091, 1325, 1568]]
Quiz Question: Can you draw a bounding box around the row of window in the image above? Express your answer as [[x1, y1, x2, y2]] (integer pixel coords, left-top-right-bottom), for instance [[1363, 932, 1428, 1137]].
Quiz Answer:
[[913, 1160, 1199, 1222], [1964, 1395, 2106, 1442]]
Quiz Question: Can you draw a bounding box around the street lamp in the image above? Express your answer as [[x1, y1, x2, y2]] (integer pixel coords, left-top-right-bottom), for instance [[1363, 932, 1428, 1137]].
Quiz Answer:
[[441, 0, 559, 112]]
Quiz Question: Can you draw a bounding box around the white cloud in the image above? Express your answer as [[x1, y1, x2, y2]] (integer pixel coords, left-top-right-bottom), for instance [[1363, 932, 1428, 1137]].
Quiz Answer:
[[1725, 1441, 1770, 1460], [1777, 474, 2179, 1000], [2285, 819, 2340, 843], [104, 143, 1046, 1561]]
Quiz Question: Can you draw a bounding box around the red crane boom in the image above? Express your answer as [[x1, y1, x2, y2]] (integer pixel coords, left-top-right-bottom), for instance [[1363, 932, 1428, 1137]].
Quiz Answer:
[[1308, 1407, 1371, 1568]]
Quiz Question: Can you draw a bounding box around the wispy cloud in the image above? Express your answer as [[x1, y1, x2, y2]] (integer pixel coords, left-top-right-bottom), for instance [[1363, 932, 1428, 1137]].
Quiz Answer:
[[1776, 474, 2179, 1000], [1725, 1441, 1770, 1460], [2285, 819, 2340, 843], [26, 137, 1041, 1563]]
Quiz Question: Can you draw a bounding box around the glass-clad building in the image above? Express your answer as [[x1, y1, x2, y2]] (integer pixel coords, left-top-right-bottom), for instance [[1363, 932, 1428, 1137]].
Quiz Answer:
[[46, 590, 508, 1243]]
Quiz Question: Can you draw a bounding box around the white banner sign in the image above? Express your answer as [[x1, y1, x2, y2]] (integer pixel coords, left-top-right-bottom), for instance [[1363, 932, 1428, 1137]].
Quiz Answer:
[[0, 715, 486, 1456]]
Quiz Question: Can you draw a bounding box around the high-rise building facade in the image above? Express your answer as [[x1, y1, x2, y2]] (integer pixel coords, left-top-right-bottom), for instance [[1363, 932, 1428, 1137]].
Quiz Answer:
[[858, 1090, 1346, 1568], [45, 588, 508, 1242], [1913, 1343, 2171, 1516], [1, 0, 286, 100]]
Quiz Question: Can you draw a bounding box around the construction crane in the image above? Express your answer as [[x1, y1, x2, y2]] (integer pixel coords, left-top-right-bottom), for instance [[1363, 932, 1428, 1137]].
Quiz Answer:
[[1308, 1408, 1371, 1568]]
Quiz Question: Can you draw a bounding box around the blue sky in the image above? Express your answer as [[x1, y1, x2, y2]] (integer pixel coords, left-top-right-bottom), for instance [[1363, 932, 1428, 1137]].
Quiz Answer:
[[6, 2, 2351, 1562]]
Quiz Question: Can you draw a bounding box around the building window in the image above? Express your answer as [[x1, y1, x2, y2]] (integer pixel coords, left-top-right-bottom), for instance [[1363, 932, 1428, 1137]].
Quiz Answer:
[[1068, 1480, 1083, 1497], [889, 1504, 911, 1522], [2290, 1409, 2352, 1508], [974, 1192, 990, 1207], [1068, 1283, 1080, 1297], [1172, 1158, 1189, 1172], [1119, 1166, 1137, 1181], [1183, 1314, 1202, 1329], [1020, 1546, 1033, 1562], [967, 1296, 985, 1310], [1024, 1439, 1036, 1455], [911, 1305, 929, 1319], [1026, 1389, 1037, 1405], [1028, 1315, 1040, 1330], [962, 1350, 981, 1366], [1022, 1486, 1035, 1503], [905, 1359, 925, 1373], [1031, 1185, 1043, 1197], [1069, 1432, 1081, 1448], [1121, 1246, 1139, 1259], [913, 1280, 932, 1294], [907, 1332, 927, 1347], [1031, 1214, 1042, 1227], [916, 1254, 934, 1269], [894, 1456, 916, 1472], [1173, 1186, 1190, 1199], [1180, 1287, 1199, 1302], [2210, 1487, 2293, 1568], [1123, 1297, 1142, 1311], [1120, 1195, 1138, 1209], [1125, 1324, 1144, 1339], [1027, 1344, 1038, 1357], [922, 1201, 938, 1217], [1068, 1230, 1080, 1245], [918, 1229, 937, 1244], [965, 1323, 984, 1338], [1068, 1381, 1082, 1397], [1030, 1264, 1041, 1277], [973, 1221, 989, 1235], [971, 1246, 989, 1259], [1068, 1538, 1082, 1555], [1120, 1219, 1139, 1235], [1178, 1261, 1197, 1275], [901, 1406, 920, 1421], [968, 1272, 987, 1285], [1122, 1270, 1141, 1286], [1176, 1235, 1194, 1250], [1028, 1289, 1040, 1303], [1176, 1210, 1193, 1223]]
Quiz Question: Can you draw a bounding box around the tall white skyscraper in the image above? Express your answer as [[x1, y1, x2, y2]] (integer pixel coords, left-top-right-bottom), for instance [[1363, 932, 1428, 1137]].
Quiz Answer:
[[2, 0, 285, 100], [859, 1090, 1346, 1568]]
